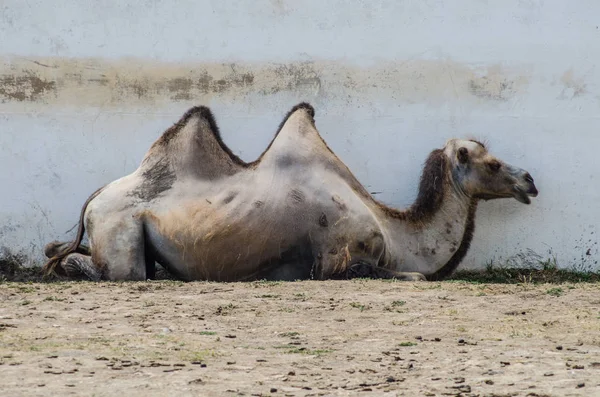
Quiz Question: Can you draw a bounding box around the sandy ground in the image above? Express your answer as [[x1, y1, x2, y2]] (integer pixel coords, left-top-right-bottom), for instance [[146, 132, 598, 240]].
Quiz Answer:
[[0, 279, 599, 397]]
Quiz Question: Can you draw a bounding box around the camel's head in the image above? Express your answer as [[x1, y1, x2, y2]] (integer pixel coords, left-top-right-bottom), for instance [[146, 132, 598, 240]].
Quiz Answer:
[[444, 139, 539, 204]]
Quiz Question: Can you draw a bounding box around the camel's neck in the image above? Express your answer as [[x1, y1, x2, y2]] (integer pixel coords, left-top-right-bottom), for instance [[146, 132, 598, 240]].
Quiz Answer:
[[375, 151, 478, 278]]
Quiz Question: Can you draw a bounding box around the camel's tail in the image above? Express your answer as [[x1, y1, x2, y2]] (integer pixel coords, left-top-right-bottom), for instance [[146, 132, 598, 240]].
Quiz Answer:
[[42, 186, 106, 277]]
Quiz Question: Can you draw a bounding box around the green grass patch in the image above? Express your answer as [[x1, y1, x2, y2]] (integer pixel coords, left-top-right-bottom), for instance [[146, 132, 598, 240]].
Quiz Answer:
[[398, 341, 417, 347], [250, 280, 282, 287], [278, 307, 295, 313], [279, 332, 300, 338], [183, 349, 218, 363], [349, 302, 370, 311], [450, 260, 600, 284], [546, 287, 564, 297], [43, 296, 66, 302], [285, 347, 333, 356], [273, 343, 332, 355]]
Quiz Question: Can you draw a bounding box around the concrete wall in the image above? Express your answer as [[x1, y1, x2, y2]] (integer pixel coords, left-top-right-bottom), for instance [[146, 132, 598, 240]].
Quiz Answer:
[[1, 0, 598, 271]]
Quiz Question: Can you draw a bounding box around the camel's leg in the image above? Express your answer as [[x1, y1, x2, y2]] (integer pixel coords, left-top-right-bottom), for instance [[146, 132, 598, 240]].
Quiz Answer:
[[44, 241, 90, 258], [90, 221, 149, 281], [312, 227, 390, 280], [144, 234, 157, 280], [345, 262, 426, 281], [60, 253, 102, 281]]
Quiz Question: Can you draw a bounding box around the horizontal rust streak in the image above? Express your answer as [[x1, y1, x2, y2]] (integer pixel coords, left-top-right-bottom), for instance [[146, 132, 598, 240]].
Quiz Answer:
[[0, 56, 531, 107]]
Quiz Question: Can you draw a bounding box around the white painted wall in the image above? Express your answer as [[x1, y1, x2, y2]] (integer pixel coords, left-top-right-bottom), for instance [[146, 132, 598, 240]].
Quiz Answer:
[[1, 0, 598, 271]]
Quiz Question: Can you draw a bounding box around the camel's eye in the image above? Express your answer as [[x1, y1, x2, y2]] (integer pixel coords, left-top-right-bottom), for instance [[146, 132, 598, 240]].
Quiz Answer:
[[488, 161, 501, 172], [457, 147, 469, 164]]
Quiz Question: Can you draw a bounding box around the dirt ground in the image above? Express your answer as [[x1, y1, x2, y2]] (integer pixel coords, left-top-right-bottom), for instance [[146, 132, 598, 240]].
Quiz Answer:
[[1, 279, 599, 397]]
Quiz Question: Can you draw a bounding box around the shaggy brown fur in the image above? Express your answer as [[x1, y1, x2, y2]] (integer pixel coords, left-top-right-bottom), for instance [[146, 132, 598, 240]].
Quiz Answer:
[[374, 149, 451, 224], [426, 200, 478, 281]]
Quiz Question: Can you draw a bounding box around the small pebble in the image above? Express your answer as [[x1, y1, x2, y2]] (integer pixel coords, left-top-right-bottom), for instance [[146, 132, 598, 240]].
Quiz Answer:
[[556, 345, 563, 350], [485, 380, 494, 385], [577, 383, 585, 388], [270, 388, 277, 393]]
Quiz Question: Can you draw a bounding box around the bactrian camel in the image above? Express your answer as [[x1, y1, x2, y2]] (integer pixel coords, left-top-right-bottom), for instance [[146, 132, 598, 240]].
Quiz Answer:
[[43, 103, 538, 282]]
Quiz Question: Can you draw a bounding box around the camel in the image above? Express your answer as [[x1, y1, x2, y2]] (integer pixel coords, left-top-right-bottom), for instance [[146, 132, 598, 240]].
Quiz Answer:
[[43, 103, 538, 282]]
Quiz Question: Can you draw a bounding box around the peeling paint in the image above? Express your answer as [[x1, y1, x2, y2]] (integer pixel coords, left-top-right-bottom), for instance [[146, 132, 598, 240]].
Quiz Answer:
[[469, 77, 514, 101], [467, 65, 528, 102], [0, 71, 56, 102], [0, 56, 530, 108]]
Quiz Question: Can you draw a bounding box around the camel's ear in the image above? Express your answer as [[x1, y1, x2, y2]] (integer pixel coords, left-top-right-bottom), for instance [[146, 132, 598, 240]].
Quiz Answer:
[[457, 147, 469, 164]]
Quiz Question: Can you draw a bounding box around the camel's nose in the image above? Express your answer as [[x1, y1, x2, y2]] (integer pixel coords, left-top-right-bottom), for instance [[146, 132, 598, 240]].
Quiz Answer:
[[507, 165, 539, 199], [527, 183, 538, 197], [523, 173, 538, 197]]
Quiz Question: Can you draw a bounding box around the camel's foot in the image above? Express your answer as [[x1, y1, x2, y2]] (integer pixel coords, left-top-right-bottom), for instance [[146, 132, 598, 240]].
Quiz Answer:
[[61, 253, 101, 281], [346, 262, 426, 281], [44, 241, 67, 258], [393, 272, 427, 281]]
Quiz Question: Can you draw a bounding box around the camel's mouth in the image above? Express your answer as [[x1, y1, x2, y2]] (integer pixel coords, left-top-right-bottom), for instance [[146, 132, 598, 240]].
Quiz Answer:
[[512, 183, 539, 205], [474, 183, 538, 204]]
